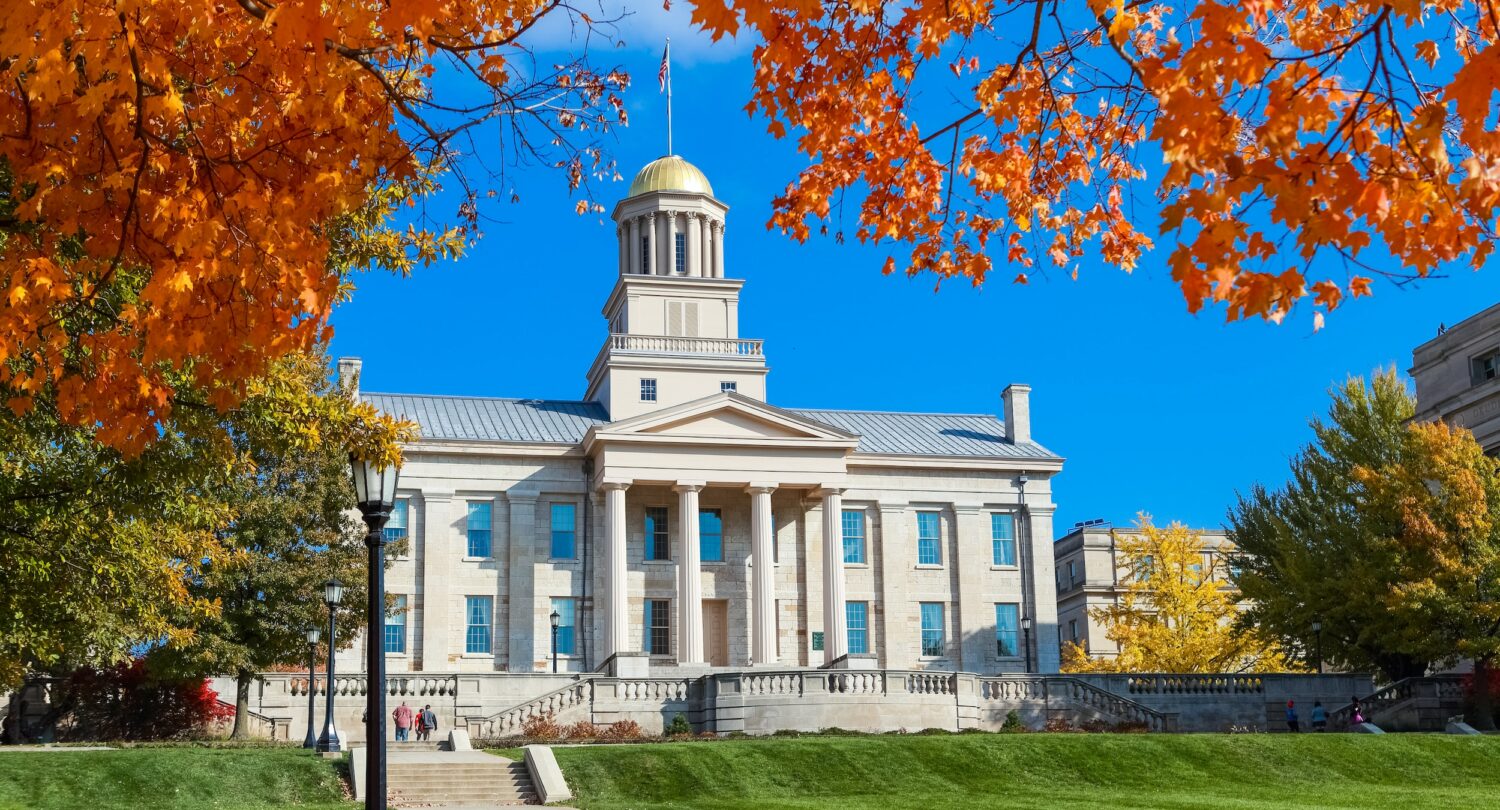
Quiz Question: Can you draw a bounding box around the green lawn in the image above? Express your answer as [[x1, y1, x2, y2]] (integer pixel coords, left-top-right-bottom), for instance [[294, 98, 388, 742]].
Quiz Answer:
[[0, 746, 353, 810], [553, 733, 1500, 810]]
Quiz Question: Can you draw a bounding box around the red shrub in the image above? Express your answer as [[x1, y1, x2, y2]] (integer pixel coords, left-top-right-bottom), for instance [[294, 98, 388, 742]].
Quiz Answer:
[[58, 660, 233, 741]]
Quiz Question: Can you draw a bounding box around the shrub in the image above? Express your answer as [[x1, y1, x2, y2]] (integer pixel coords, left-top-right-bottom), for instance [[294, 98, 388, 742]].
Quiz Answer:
[[602, 720, 643, 741], [1000, 710, 1024, 733], [915, 727, 953, 736], [520, 713, 561, 741], [55, 660, 234, 741], [666, 713, 692, 736], [563, 721, 600, 740], [1043, 717, 1076, 733]]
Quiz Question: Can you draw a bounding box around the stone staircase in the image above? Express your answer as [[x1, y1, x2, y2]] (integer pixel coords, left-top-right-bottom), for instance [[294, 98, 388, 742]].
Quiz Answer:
[[386, 751, 538, 807]]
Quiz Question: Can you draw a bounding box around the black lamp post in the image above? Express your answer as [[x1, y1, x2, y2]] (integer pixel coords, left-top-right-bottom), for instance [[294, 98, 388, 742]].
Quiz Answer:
[[303, 626, 321, 749], [351, 456, 400, 810], [1021, 616, 1033, 673], [316, 578, 344, 754], [1311, 619, 1324, 674], [550, 610, 561, 674]]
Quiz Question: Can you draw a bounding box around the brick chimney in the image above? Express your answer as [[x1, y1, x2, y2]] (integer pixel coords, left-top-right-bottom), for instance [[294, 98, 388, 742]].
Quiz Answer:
[[1002, 384, 1031, 445], [337, 357, 363, 398]]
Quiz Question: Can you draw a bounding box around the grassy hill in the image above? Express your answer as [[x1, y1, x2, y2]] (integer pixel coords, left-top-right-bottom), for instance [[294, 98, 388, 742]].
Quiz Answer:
[[552, 732, 1500, 810]]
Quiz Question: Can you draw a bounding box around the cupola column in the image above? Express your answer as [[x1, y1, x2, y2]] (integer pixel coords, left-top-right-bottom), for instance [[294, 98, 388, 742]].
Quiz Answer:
[[664, 212, 678, 275], [645, 214, 658, 275], [617, 224, 627, 275], [628, 217, 641, 274], [686, 213, 702, 277], [712, 221, 725, 279]]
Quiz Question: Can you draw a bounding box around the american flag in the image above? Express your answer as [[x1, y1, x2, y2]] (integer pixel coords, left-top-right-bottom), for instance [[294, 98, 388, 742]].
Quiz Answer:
[[658, 42, 670, 92]]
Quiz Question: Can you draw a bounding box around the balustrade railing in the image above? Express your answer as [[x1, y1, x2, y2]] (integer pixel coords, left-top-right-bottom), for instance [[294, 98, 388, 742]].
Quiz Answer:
[[1126, 674, 1264, 695], [828, 672, 883, 696], [1328, 676, 1465, 728], [609, 334, 763, 356], [1057, 679, 1170, 731], [618, 679, 692, 703], [744, 673, 804, 697], [284, 674, 457, 698], [980, 678, 1048, 701], [469, 680, 593, 738], [906, 672, 956, 696]]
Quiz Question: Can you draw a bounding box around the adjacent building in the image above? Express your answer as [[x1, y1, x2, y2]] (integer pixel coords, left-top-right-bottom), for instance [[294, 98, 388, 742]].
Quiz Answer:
[[1411, 302, 1500, 454], [1052, 520, 1233, 658], [338, 154, 1065, 677]]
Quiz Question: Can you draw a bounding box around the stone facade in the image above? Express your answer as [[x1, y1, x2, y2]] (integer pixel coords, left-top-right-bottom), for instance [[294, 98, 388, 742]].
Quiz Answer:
[[336, 155, 1065, 679], [1412, 302, 1500, 453], [1052, 522, 1233, 657]]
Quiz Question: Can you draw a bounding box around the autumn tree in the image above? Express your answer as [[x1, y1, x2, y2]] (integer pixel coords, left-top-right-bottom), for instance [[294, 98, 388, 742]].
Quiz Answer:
[[690, 1, 1500, 327], [1062, 515, 1295, 674], [1, 1, 626, 449], [1232, 370, 1500, 725]]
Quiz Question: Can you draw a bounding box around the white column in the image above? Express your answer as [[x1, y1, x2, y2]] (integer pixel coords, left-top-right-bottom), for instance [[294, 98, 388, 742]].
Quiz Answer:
[[748, 484, 777, 665], [665, 212, 678, 274], [699, 214, 711, 279], [628, 217, 641, 274], [603, 482, 630, 659], [616, 224, 626, 275], [712, 221, 725, 278], [820, 488, 848, 663], [687, 213, 702, 277], [675, 482, 705, 664], [645, 214, 657, 276]]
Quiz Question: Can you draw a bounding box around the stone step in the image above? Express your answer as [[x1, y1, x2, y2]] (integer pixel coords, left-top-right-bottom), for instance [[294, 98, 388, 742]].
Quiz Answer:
[[385, 753, 539, 806]]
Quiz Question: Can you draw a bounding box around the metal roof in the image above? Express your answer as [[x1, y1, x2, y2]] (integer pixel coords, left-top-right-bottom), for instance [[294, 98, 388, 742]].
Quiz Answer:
[[363, 393, 608, 444], [365, 392, 1059, 459], [789, 408, 1059, 460]]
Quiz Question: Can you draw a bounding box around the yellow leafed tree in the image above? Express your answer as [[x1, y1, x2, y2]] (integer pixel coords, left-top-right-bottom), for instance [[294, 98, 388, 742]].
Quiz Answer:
[[1062, 515, 1296, 674]]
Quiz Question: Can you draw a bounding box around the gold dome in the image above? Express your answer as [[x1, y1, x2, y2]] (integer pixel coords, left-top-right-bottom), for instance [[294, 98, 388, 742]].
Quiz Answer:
[[627, 155, 714, 197]]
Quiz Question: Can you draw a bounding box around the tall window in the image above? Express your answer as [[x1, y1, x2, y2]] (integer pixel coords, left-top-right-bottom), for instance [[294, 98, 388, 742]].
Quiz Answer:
[[991, 513, 1017, 566], [1474, 351, 1500, 384], [700, 509, 724, 562], [842, 509, 866, 564], [384, 595, 407, 654], [846, 601, 869, 654], [916, 512, 941, 565], [646, 599, 670, 655], [1068, 619, 1079, 642], [465, 596, 492, 654], [640, 235, 650, 272], [640, 378, 657, 402], [995, 603, 1020, 657], [466, 502, 492, 558], [550, 503, 577, 559], [551, 597, 577, 655], [645, 507, 670, 561], [1067, 560, 1078, 586], [674, 232, 686, 273], [384, 499, 409, 544], [720, 381, 737, 393], [920, 602, 945, 657]]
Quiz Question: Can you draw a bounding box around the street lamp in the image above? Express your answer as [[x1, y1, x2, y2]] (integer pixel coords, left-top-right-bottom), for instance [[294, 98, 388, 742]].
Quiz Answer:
[[303, 627, 321, 749], [350, 455, 400, 810], [1020, 616, 1033, 673], [316, 578, 344, 754], [1311, 619, 1324, 674], [550, 610, 562, 674]]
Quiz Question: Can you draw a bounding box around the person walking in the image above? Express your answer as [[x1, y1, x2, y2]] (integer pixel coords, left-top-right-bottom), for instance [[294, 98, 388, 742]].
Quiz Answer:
[[1350, 695, 1365, 726], [1285, 700, 1300, 733], [393, 701, 414, 742], [414, 707, 428, 742], [421, 705, 438, 742], [1310, 701, 1327, 732]]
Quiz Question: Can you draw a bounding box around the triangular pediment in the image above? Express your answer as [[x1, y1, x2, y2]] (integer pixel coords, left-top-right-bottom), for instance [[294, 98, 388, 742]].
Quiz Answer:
[[587, 392, 859, 446]]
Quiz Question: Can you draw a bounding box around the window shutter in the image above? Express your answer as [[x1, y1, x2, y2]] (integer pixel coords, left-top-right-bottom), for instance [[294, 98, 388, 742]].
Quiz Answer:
[[667, 301, 683, 336], [685, 302, 699, 337]]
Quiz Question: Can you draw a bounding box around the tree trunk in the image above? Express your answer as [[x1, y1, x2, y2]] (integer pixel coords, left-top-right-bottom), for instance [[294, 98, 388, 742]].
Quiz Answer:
[[1472, 657, 1497, 732], [229, 670, 252, 740]]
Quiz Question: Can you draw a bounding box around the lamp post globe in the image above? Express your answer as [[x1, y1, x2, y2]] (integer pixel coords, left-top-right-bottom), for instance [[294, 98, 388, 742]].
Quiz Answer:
[[1020, 616, 1033, 673], [316, 579, 344, 754], [303, 627, 321, 749], [550, 610, 561, 674], [350, 454, 400, 810], [1311, 619, 1324, 674]]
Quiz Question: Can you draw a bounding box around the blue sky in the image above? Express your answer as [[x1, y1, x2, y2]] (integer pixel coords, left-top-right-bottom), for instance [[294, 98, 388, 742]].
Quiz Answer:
[[328, 5, 1499, 535]]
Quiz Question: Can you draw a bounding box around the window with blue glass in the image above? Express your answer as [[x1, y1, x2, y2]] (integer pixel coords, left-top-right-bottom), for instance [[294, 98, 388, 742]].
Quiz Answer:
[[384, 499, 409, 544], [550, 503, 577, 559], [645, 507, 670, 561], [991, 513, 1017, 566], [466, 501, 492, 557], [646, 599, 670, 655], [917, 512, 941, 565], [995, 603, 1020, 657], [846, 601, 869, 655], [674, 233, 686, 273], [640, 236, 650, 272], [700, 509, 723, 562], [551, 597, 577, 655], [640, 378, 657, 402], [842, 509, 866, 564], [920, 602, 945, 657], [384, 595, 407, 654], [465, 596, 492, 654]]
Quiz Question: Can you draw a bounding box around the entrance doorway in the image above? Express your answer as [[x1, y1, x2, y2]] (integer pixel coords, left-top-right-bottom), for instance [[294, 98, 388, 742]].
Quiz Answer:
[[703, 600, 729, 666]]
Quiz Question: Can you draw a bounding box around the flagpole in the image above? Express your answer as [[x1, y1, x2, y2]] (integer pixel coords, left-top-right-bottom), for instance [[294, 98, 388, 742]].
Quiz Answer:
[[665, 38, 673, 155]]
